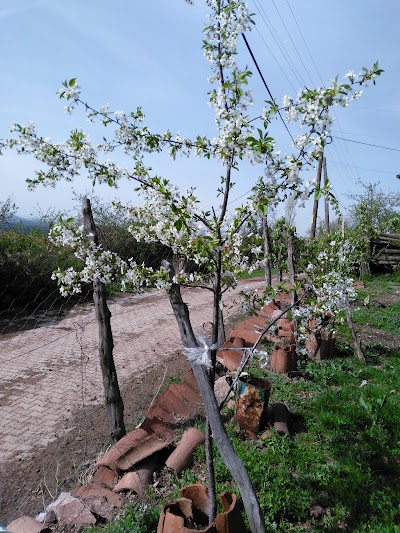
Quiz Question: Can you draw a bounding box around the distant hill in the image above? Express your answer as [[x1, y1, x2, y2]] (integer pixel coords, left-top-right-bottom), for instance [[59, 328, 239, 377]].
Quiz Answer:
[[0, 215, 48, 233]]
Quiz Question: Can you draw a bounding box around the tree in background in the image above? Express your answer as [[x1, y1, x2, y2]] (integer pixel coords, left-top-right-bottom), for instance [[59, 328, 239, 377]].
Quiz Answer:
[[347, 181, 400, 234], [0, 196, 17, 227], [346, 182, 400, 274]]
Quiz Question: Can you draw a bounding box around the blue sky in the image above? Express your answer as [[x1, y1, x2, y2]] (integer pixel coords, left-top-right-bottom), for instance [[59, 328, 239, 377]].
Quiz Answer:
[[1, 0, 399, 234]]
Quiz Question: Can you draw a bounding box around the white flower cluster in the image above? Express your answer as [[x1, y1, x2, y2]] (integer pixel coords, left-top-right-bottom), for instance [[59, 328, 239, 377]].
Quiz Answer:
[[203, 1, 256, 161], [49, 221, 153, 296], [292, 237, 357, 357]]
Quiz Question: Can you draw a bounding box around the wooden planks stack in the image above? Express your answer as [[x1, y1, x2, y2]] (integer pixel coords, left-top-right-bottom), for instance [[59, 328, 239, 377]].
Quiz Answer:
[[371, 233, 400, 268]]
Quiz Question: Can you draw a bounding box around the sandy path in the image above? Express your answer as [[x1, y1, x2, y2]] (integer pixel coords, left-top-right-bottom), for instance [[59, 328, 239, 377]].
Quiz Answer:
[[0, 278, 265, 463]]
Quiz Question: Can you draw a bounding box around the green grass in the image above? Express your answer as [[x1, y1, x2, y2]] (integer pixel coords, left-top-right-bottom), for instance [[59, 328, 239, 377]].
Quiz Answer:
[[204, 355, 400, 531], [351, 272, 400, 335], [353, 303, 400, 335], [357, 271, 400, 300], [238, 268, 266, 279]]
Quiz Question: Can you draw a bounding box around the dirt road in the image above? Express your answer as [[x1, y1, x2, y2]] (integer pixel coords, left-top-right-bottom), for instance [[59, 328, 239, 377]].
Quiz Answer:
[[0, 277, 265, 464]]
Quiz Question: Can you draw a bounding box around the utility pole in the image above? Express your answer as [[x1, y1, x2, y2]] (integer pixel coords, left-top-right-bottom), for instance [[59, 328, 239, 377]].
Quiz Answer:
[[310, 109, 328, 239], [310, 154, 324, 239], [323, 157, 330, 233]]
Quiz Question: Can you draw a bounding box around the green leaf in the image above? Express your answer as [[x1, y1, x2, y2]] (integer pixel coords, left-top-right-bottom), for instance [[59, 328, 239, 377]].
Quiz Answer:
[[174, 219, 183, 231]]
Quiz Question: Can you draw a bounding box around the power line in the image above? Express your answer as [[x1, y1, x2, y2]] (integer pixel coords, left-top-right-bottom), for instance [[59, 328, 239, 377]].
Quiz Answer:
[[326, 159, 397, 175], [285, 0, 324, 86], [270, 0, 314, 86], [284, 0, 366, 188], [253, 25, 297, 93], [252, 0, 306, 88], [240, 33, 295, 143], [332, 136, 400, 153]]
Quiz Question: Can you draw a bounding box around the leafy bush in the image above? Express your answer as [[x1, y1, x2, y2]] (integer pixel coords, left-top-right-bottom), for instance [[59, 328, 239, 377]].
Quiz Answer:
[[0, 228, 85, 311]]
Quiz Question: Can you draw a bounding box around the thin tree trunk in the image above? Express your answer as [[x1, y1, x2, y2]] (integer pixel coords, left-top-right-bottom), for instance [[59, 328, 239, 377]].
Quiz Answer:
[[207, 248, 224, 523], [345, 308, 366, 364], [166, 278, 266, 533], [82, 198, 126, 443], [262, 214, 272, 287], [218, 306, 226, 346]]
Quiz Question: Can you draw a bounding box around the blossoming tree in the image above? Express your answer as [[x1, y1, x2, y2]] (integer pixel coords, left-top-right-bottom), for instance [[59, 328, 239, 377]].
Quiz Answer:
[[5, 0, 382, 529]]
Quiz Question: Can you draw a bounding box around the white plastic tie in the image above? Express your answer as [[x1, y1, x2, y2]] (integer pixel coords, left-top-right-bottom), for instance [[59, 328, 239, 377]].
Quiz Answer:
[[184, 333, 218, 370]]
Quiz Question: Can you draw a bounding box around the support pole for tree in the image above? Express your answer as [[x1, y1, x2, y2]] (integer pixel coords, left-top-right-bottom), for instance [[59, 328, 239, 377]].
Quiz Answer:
[[166, 271, 266, 533], [82, 198, 126, 443], [323, 157, 330, 233]]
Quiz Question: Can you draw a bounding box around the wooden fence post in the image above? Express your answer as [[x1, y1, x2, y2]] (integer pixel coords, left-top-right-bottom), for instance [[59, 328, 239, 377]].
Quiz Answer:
[[82, 198, 126, 443]]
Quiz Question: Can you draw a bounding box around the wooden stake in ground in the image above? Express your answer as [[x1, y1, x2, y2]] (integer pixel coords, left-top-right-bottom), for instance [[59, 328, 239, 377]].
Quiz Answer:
[[82, 198, 126, 443]]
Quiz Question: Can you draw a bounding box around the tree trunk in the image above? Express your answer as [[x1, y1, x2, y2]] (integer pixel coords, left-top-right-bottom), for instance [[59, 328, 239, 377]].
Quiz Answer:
[[262, 215, 272, 287], [345, 308, 366, 364], [82, 198, 126, 443], [167, 280, 266, 533], [218, 306, 226, 346]]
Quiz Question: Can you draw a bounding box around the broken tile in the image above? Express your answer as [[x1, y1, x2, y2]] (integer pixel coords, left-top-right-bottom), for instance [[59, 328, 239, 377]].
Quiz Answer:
[[181, 369, 199, 391], [91, 465, 117, 488], [95, 427, 150, 472], [115, 432, 173, 471], [169, 383, 202, 406], [113, 457, 157, 496], [165, 428, 205, 474], [84, 496, 114, 521], [52, 494, 96, 526], [7, 516, 47, 533], [72, 484, 122, 508], [271, 402, 290, 436], [140, 417, 176, 440], [145, 388, 194, 424]]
